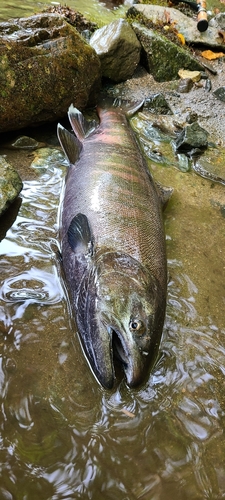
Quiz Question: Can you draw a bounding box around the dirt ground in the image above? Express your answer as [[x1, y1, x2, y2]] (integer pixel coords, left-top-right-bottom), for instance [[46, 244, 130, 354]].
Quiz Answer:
[[108, 57, 225, 146]]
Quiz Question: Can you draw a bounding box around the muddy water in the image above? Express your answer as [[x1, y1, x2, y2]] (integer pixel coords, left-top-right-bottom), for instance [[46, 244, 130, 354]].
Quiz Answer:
[[0, 109, 225, 499]]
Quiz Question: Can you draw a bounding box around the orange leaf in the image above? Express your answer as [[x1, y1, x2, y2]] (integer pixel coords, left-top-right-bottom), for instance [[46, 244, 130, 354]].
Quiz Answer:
[[177, 33, 185, 45], [201, 49, 225, 60]]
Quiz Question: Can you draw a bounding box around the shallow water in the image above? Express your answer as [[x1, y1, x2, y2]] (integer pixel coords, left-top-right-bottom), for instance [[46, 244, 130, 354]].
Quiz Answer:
[[0, 0, 126, 24], [1, 0, 224, 24], [0, 107, 225, 499], [1, 0, 225, 498]]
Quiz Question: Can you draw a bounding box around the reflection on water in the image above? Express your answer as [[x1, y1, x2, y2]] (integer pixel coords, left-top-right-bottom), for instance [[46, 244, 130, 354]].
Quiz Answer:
[[0, 0, 127, 24], [0, 121, 225, 497]]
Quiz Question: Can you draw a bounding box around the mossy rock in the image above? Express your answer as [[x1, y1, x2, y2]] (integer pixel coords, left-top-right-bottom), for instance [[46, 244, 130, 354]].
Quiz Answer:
[[132, 22, 204, 82], [0, 14, 101, 132], [0, 157, 23, 215]]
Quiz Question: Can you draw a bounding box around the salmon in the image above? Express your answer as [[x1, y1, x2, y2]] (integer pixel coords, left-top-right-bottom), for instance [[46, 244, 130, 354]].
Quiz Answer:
[[57, 99, 169, 389]]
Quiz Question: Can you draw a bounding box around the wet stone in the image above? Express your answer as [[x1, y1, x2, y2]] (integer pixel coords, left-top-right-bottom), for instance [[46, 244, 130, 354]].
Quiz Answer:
[[177, 78, 193, 93], [0, 157, 23, 216], [175, 122, 209, 153], [143, 93, 172, 114], [213, 87, 225, 102], [9, 136, 42, 150]]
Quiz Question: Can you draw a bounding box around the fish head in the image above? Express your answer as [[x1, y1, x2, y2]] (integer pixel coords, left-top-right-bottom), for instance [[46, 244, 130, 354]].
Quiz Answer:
[[76, 252, 164, 389]]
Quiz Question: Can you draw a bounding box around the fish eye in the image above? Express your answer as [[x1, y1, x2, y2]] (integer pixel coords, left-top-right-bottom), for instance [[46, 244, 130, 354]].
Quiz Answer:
[[129, 319, 144, 333]]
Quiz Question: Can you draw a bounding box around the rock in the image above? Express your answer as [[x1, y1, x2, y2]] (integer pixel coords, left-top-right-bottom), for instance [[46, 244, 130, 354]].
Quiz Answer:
[[0, 13, 101, 133], [213, 87, 225, 102], [144, 93, 172, 114], [90, 18, 141, 82], [204, 79, 212, 92], [186, 112, 198, 124], [178, 70, 201, 82], [177, 78, 193, 93], [209, 13, 225, 30], [0, 157, 23, 215], [132, 22, 204, 82], [7, 136, 44, 150], [175, 122, 209, 153], [128, 4, 225, 49]]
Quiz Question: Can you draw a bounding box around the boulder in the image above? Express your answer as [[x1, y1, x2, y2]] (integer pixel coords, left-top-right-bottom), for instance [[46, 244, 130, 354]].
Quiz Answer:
[[128, 5, 225, 49], [90, 18, 141, 82], [0, 157, 23, 216], [0, 13, 101, 133], [132, 22, 204, 82]]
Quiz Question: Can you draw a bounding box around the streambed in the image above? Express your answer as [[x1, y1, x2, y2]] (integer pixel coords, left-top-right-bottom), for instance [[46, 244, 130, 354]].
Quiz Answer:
[[0, 1, 225, 499]]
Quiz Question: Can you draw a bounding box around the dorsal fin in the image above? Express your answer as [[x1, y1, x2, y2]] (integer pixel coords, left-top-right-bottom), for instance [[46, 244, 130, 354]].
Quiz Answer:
[[68, 104, 98, 141], [68, 213, 94, 256], [57, 123, 82, 165]]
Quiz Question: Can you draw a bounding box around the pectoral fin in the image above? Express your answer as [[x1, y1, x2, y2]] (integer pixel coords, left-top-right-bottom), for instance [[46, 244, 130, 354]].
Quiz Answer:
[[68, 213, 94, 256]]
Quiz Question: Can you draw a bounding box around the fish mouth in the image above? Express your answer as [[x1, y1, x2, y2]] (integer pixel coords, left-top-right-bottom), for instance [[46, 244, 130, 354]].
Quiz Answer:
[[108, 326, 144, 388]]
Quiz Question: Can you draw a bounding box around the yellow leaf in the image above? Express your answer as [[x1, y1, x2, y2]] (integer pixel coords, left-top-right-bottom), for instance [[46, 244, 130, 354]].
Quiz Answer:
[[201, 49, 225, 60], [177, 33, 185, 45]]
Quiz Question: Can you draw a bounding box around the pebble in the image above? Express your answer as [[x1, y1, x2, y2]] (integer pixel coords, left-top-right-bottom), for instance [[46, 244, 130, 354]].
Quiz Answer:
[[177, 78, 193, 93]]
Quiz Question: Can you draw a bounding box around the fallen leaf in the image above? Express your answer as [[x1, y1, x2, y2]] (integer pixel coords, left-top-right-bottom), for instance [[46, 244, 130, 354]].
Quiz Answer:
[[121, 408, 135, 418], [177, 33, 185, 45], [201, 49, 225, 60]]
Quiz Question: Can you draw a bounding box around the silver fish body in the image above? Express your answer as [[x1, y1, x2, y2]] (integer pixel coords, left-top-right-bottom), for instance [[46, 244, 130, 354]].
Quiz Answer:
[[57, 101, 168, 389]]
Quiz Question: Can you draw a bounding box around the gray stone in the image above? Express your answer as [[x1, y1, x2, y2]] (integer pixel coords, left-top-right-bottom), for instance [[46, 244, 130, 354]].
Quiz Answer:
[[90, 18, 141, 82], [209, 13, 225, 30], [132, 22, 204, 82], [177, 78, 193, 93], [175, 122, 209, 152], [144, 93, 172, 114], [128, 4, 225, 49], [213, 87, 225, 102], [0, 157, 23, 215], [0, 13, 101, 133]]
